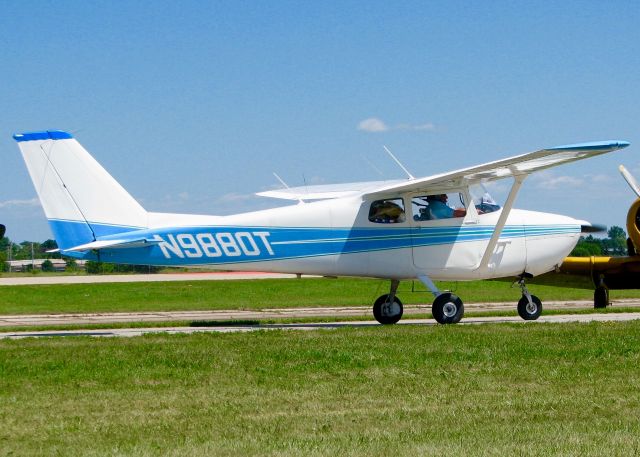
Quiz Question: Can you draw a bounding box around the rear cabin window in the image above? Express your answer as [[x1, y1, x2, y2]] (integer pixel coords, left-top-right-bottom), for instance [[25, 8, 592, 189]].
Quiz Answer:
[[368, 198, 406, 223]]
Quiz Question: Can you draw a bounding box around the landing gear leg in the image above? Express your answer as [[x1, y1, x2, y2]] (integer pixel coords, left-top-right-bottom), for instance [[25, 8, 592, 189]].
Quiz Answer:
[[515, 274, 542, 320], [594, 275, 609, 309], [594, 287, 609, 309], [373, 279, 403, 324], [418, 274, 464, 324]]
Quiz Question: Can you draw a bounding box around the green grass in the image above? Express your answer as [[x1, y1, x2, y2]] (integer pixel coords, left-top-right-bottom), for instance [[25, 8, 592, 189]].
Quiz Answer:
[[1, 322, 640, 455], [1, 274, 640, 315]]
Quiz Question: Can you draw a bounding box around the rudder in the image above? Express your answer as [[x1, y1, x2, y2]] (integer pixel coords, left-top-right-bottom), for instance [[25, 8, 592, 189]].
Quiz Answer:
[[13, 130, 148, 250]]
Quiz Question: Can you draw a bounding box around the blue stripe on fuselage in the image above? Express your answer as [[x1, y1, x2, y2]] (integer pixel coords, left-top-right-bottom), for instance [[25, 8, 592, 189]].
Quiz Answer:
[[50, 220, 580, 266]]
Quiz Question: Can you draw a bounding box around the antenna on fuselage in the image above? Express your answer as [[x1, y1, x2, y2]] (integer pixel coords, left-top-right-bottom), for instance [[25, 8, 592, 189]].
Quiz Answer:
[[273, 172, 305, 204], [383, 145, 415, 180]]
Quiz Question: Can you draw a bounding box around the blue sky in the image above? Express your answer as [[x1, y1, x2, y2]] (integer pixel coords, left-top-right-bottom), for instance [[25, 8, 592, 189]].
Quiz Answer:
[[1, 1, 639, 242]]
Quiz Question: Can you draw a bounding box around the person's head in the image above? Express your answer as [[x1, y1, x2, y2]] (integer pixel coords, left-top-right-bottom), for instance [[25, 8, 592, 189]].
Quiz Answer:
[[427, 194, 447, 202]]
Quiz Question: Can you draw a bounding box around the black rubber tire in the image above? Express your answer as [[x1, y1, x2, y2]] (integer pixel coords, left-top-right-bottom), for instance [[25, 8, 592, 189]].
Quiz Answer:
[[517, 295, 542, 320], [373, 294, 403, 325], [594, 286, 609, 309], [432, 293, 464, 324]]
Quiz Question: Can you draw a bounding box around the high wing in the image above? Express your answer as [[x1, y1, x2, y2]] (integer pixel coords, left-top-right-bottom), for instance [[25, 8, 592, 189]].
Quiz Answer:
[[257, 179, 405, 201], [257, 141, 629, 201], [363, 140, 630, 198]]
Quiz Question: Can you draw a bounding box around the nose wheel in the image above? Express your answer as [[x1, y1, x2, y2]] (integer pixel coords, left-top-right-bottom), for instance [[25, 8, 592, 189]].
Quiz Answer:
[[515, 274, 542, 320], [517, 294, 542, 320]]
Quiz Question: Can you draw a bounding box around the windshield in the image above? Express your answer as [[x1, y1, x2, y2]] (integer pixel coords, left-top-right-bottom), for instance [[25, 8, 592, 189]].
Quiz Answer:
[[469, 183, 500, 214]]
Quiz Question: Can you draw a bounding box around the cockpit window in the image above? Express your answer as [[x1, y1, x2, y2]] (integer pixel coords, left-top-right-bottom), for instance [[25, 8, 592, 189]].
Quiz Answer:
[[469, 183, 501, 214], [368, 198, 406, 223], [412, 193, 466, 220]]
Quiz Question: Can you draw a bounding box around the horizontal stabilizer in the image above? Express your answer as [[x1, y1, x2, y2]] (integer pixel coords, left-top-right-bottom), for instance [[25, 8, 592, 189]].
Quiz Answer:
[[65, 238, 160, 252]]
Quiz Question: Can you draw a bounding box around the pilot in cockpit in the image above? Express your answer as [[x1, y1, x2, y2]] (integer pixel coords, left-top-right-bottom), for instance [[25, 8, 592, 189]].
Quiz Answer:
[[427, 194, 466, 219]]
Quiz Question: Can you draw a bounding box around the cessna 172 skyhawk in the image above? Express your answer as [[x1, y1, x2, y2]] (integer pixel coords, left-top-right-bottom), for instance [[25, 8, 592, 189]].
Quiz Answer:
[[13, 131, 630, 324]]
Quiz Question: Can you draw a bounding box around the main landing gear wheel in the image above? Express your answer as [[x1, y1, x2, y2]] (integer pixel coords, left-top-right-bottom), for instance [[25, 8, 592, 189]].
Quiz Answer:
[[373, 294, 403, 325], [517, 295, 542, 320], [432, 293, 464, 324], [594, 286, 609, 309]]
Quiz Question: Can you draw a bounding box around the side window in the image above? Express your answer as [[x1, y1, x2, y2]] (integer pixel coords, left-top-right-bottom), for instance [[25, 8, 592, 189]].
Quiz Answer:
[[368, 198, 406, 223], [469, 183, 501, 214], [412, 193, 467, 221]]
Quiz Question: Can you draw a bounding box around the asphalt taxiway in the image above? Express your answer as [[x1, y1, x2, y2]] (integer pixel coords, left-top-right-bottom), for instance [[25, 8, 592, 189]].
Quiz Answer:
[[2, 311, 640, 339], [2, 299, 639, 328]]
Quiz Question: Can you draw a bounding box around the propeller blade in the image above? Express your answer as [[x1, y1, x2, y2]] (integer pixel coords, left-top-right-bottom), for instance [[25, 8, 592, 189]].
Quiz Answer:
[[619, 165, 640, 198], [0, 224, 4, 239]]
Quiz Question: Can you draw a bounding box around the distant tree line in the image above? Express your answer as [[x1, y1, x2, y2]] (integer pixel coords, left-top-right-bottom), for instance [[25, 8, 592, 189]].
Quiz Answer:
[[570, 225, 629, 257], [0, 237, 61, 272], [84, 261, 160, 274]]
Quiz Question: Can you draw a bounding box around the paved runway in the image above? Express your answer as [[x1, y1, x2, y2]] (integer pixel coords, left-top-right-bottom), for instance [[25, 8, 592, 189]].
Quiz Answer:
[[2, 299, 639, 328], [2, 310, 640, 339]]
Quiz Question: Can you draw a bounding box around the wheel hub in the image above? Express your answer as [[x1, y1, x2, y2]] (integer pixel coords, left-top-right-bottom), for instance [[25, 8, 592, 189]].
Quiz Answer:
[[525, 301, 537, 314], [443, 302, 457, 318], [383, 301, 401, 317]]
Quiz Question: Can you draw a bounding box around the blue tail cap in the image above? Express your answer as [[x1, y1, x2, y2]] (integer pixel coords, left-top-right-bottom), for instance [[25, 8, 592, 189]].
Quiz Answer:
[[13, 130, 73, 142]]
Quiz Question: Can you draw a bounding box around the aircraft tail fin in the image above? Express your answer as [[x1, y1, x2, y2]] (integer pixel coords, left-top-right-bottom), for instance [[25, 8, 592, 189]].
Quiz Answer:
[[13, 131, 148, 251]]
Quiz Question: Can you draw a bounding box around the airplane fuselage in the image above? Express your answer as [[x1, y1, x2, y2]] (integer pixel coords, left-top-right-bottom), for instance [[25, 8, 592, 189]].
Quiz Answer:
[[59, 196, 581, 281]]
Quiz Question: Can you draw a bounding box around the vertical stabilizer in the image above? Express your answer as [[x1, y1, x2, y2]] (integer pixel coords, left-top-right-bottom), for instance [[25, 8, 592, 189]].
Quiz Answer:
[[13, 131, 148, 250]]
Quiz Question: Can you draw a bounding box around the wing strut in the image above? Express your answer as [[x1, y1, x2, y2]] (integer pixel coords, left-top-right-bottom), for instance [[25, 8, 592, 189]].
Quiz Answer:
[[477, 174, 527, 272]]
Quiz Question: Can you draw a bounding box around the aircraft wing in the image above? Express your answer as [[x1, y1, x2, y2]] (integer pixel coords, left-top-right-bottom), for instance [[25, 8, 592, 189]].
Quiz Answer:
[[362, 140, 630, 198], [257, 179, 405, 201]]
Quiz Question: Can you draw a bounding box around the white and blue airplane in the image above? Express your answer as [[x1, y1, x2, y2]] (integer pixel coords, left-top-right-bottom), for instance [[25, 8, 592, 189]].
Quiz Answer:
[[13, 130, 630, 324]]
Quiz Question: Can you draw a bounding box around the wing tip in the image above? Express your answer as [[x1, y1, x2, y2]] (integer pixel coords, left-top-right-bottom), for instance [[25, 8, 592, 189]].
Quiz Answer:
[[549, 140, 630, 151]]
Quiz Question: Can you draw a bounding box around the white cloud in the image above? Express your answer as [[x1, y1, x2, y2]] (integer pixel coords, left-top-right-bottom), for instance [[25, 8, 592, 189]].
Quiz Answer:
[[215, 192, 256, 204], [534, 174, 584, 190], [357, 118, 389, 132], [584, 174, 613, 184], [396, 122, 436, 131], [357, 118, 436, 133], [0, 198, 40, 209]]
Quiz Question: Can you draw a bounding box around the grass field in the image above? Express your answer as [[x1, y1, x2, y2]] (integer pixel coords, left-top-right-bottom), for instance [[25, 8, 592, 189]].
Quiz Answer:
[[1, 322, 640, 456], [2, 274, 640, 315]]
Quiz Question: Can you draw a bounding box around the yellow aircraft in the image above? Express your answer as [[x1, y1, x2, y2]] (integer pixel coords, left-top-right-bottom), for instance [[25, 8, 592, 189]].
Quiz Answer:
[[560, 165, 640, 308]]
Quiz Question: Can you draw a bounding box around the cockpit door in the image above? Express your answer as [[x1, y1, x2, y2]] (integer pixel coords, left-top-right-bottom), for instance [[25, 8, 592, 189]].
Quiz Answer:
[[409, 191, 481, 273]]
